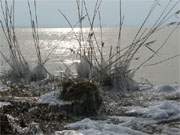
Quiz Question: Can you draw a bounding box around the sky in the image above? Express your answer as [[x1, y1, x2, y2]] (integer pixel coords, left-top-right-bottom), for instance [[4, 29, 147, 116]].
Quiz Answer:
[[1, 0, 180, 27]]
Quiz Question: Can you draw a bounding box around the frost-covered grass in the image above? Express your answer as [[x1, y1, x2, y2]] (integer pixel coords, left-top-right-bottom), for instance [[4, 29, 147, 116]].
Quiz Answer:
[[0, 0, 48, 83], [0, 0, 31, 82], [59, 0, 180, 92]]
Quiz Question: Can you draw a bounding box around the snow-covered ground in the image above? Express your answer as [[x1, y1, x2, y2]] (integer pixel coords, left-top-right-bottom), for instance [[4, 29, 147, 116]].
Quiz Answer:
[[0, 101, 11, 108], [38, 91, 72, 106], [1, 83, 180, 135], [0, 81, 8, 92], [54, 85, 180, 135]]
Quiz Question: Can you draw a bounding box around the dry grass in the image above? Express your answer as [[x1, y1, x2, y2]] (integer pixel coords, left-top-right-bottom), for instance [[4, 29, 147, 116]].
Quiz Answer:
[[58, 0, 180, 91], [0, 0, 31, 81], [0, 0, 179, 90], [0, 0, 48, 82]]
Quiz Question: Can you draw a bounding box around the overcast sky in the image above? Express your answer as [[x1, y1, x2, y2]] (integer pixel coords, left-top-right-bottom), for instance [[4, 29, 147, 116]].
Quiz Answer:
[[1, 0, 180, 27]]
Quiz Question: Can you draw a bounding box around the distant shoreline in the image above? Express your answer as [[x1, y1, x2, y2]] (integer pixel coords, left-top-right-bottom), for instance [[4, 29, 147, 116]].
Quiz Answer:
[[0, 26, 175, 29]]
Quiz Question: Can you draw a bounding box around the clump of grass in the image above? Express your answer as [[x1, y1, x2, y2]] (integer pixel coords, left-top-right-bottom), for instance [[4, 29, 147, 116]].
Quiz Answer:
[[0, 0, 31, 82], [59, 0, 180, 92], [60, 79, 102, 116], [0, 0, 48, 83], [27, 0, 48, 81]]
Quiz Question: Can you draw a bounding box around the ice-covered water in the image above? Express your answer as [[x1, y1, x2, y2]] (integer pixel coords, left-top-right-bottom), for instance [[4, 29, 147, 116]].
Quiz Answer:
[[0, 27, 180, 84]]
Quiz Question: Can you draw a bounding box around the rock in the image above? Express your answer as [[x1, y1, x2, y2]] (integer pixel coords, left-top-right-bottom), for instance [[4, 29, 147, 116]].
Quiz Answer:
[[61, 80, 102, 116]]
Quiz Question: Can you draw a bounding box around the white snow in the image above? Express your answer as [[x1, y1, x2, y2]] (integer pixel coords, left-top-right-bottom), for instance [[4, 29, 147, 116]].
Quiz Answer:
[[40, 84, 180, 135], [38, 91, 71, 106], [0, 82, 8, 92], [57, 85, 180, 135], [0, 102, 11, 108], [55, 130, 83, 135], [154, 84, 180, 93], [156, 85, 176, 93], [127, 101, 180, 120], [64, 118, 148, 135], [162, 128, 180, 135]]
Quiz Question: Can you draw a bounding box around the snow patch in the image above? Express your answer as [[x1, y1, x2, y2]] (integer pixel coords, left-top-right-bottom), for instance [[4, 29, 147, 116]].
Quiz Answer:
[[55, 130, 83, 135], [143, 101, 180, 120], [38, 91, 71, 106], [0, 82, 8, 92], [154, 84, 180, 93], [127, 101, 180, 120], [162, 128, 180, 135], [64, 118, 148, 135], [0, 102, 11, 108]]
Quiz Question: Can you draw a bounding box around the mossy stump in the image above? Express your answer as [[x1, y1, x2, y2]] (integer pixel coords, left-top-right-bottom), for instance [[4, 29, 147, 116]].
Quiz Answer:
[[61, 80, 102, 116]]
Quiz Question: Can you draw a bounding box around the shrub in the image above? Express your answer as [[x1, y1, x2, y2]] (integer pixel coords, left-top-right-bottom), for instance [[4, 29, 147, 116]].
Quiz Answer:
[[0, 0, 31, 82], [61, 79, 102, 116], [0, 0, 48, 83], [59, 0, 180, 91]]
